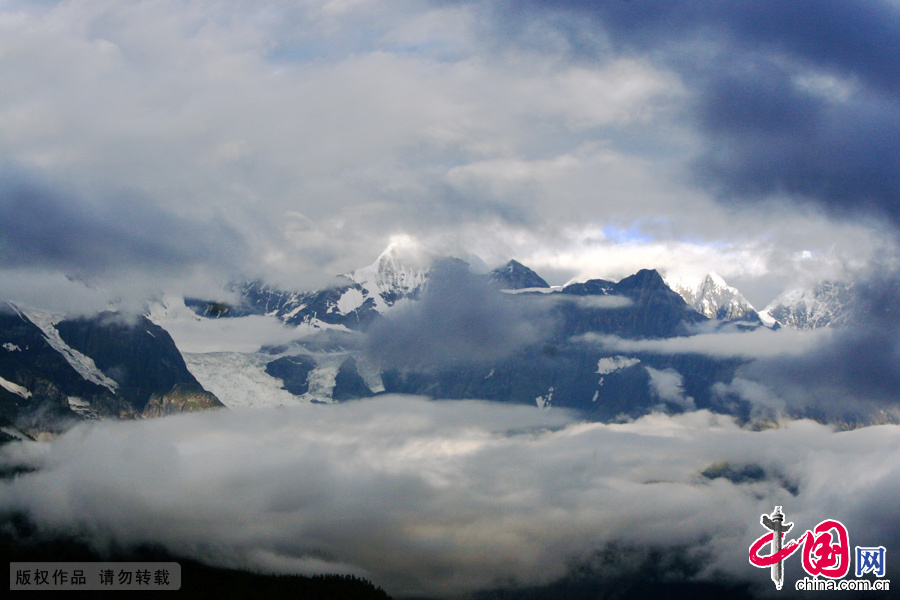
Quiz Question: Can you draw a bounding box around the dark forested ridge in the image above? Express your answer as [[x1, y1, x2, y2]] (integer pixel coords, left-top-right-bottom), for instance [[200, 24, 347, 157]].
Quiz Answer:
[[2, 512, 391, 600]]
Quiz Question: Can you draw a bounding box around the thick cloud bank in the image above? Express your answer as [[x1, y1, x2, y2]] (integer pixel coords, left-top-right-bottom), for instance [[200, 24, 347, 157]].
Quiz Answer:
[[2, 0, 896, 309], [365, 261, 548, 368], [2, 396, 898, 597]]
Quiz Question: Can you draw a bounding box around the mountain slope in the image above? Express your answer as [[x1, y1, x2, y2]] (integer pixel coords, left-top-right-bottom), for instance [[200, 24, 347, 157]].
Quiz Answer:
[[760, 281, 854, 329], [1, 303, 122, 431], [55, 312, 222, 414], [488, 260, 550, 290], [0, 303, 222, 433], [666, 272, 760, 323]]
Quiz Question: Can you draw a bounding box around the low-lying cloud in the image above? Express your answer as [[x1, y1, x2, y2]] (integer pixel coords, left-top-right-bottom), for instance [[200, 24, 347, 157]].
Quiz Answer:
[[730, 272, 900, 420], [146, 297, 308, 354], [549, 293, 634, 310], [2, 396, 898, 598], [365, 260, 549, 368], [575, 327, 828, 359]]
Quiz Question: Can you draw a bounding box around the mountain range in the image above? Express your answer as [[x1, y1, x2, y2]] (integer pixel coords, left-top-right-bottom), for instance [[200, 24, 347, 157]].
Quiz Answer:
[[1, 238, 860, 437]]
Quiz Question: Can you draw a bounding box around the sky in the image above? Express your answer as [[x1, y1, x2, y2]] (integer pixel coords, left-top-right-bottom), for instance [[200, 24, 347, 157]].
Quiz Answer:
[[2, 0, 899, 312]]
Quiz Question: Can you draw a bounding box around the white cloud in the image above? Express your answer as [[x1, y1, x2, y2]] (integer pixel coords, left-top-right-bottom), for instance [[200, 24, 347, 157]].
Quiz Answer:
[[2, 396, 898, 597], [596, 355, 640, 375], [156, 314, 304, 354], [646, 366, 695, 411], [543, 60, 684, 128], [576, 327, 832, 359]]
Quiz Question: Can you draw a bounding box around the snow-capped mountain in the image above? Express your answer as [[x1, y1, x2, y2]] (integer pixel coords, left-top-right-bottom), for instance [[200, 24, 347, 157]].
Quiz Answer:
[[155, 248, 731, 418], [344, 235, 437, 309], [759, 281, 854, 330], [666, 272, 760, 323], [170, 262, 719, 418], [187, 235, 443, 332], [5, 235, 875, 435]]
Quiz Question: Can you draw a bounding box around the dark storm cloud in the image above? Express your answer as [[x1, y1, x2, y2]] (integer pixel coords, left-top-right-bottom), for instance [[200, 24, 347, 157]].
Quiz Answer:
[[365, 259, 548, 368], [694, 70, 900, 223], [0, 166, 245, 278], [515, 0, 900, 225]]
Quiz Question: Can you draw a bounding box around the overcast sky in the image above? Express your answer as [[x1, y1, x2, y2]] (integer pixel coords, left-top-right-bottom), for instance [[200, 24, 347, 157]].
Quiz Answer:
[[2, 0, 899, 311]]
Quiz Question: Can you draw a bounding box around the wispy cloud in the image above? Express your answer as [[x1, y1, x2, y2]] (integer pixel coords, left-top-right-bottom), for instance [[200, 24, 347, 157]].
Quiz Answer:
[[575, 327, 828, 359]]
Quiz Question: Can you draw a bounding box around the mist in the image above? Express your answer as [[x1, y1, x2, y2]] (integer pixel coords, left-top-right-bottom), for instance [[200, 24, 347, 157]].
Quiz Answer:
[[365, 260, 550, 369]]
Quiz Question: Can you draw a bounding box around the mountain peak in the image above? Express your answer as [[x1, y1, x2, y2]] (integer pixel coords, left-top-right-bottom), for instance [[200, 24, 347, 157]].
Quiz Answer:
[[760, 280, 854, 329], [704, 271, 728, 288], [347, 236, 439, 309], [368, 235, 439, 275], [378, 234, 434, 261], [615, 269, 684, 303], [666, 271, 759, 322], [488, 260, 550, 290], [621, 269, 666, 287]]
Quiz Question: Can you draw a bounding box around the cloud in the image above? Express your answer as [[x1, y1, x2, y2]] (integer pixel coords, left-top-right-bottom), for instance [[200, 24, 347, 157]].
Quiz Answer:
[[645, 366, 695, 411], [551, 294, 634, 310], [575, 327, 828, 360], [1, 0, 892, 312], [148, 313, 307, 355], [2, 396, 899, 597], [728, 271, 900, 420], [365, 259, 548, 368], [0, 166, 244, 278], [501, 290, 633, 309], [516, 0, 900, 229]]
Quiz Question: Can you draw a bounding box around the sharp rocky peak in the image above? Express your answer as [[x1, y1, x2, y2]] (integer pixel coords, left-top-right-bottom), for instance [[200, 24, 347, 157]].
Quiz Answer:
[[345, 236, 440, 309], [665, 271, 760, 323]]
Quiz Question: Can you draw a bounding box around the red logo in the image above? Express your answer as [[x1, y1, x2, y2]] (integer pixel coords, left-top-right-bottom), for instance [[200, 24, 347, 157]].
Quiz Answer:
[[749, 507, 851, 589]]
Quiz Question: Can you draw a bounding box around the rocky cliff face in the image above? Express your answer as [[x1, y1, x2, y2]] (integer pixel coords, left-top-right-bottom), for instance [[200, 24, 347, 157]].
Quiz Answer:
[[54, 312, 218, 412], [142, 383, 223, 417], [0, 304, 222, 435]]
